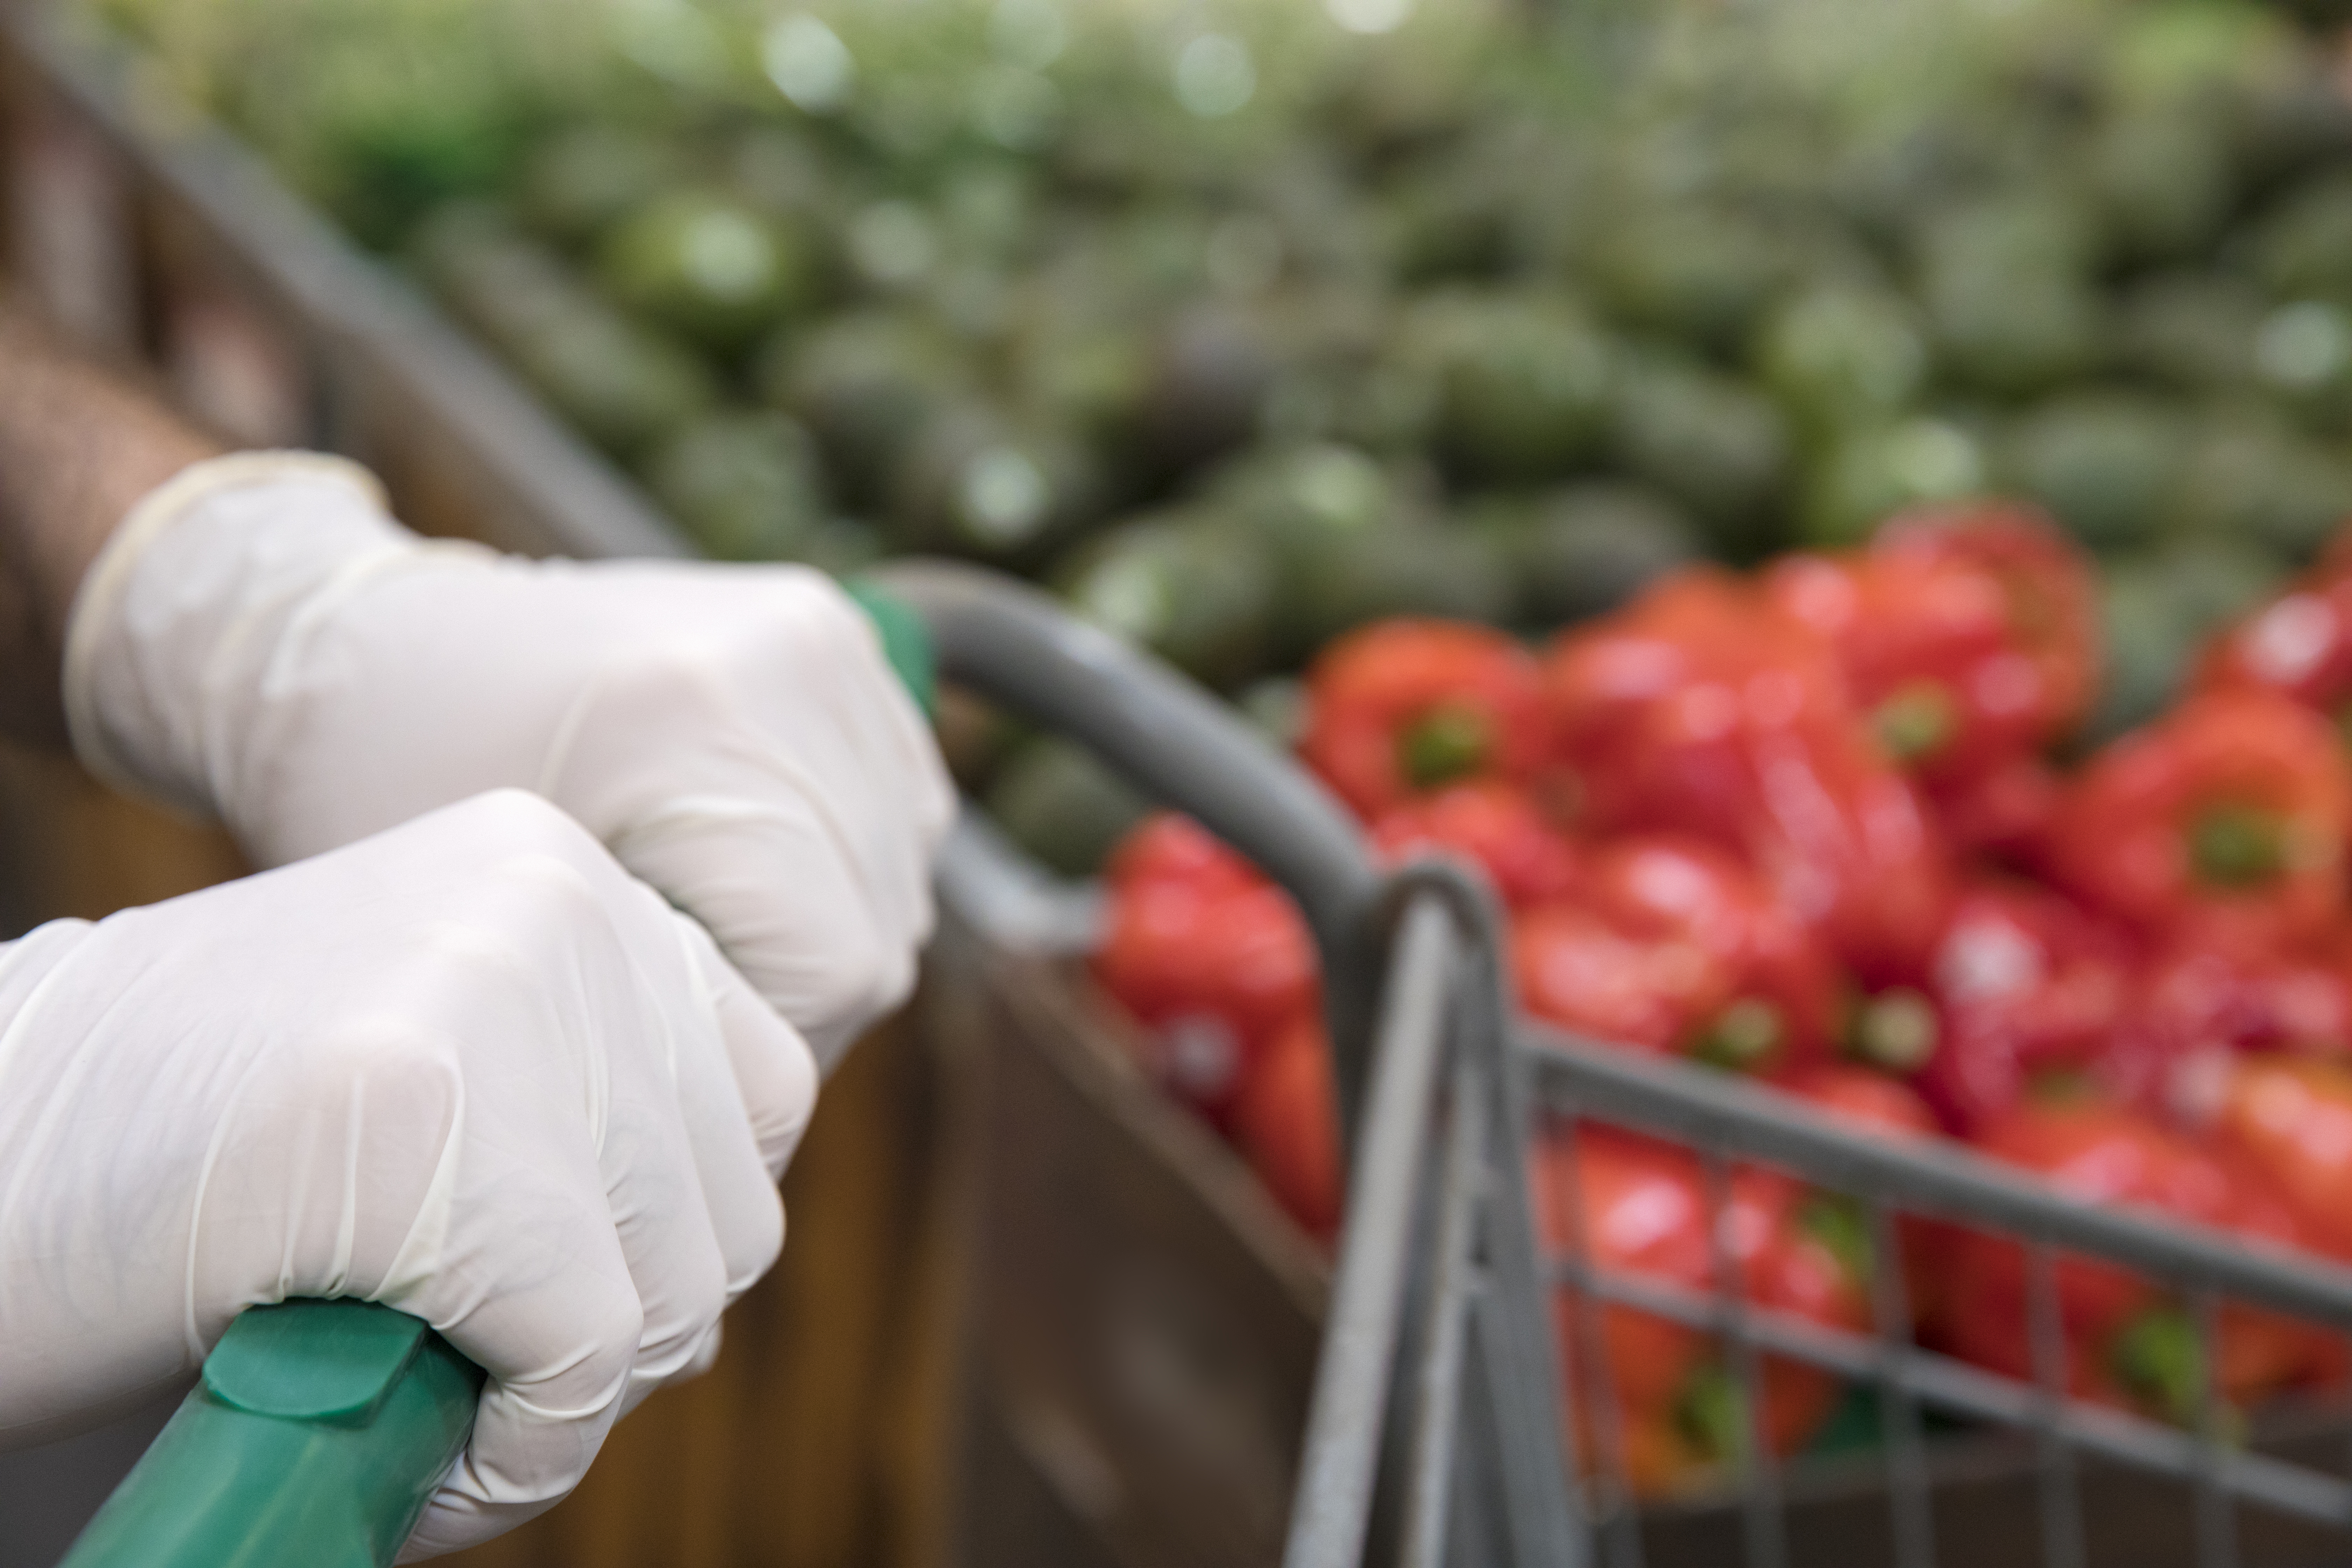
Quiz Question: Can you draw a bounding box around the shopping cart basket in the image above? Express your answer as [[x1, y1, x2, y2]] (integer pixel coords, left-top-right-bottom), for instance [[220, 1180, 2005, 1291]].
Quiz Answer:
[[55, 560, 2352, 1568]]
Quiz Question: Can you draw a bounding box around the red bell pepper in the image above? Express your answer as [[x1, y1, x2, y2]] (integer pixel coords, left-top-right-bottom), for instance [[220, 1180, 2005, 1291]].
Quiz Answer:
[[1531, 1124, 1869, 1496], [1232, 1015, 1343, 1243], [1300, 619, 1547, 821], [2049, 690, 2352, 941], [1765, 502, 2097, 788], [1851, 878, 2142, 1135], [1371, 780, 1581, 908], [1783, 1065, 1939, 1138], [1094, 815, 1319, 1126], [1940, 1100, 2337, 1422], [2206, 1055, 2352, 1263], [2198, 531, 2352, 718], [1782, 1066, 1950, 1328], [1103, 810, 1265, 898], [1544, 570, 1953, 983], [1514, 903, 1736, 1063], [1922, 753, 2066, 869], [1576, 834, 1840, 1072], [2134, 916, 2352, 1122]]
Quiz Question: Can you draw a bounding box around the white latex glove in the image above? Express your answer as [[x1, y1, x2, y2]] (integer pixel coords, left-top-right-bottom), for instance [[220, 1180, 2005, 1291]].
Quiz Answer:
[[64, 453, 954, 1067], [0, 790, 815, 1559]]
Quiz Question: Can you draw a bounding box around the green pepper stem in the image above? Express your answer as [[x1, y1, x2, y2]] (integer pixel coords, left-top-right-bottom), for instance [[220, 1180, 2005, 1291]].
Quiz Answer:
[[2188, 804, 2289, 889], [1872, 682, 1957, 765], [1399, 704, 1492, 791], [1674, 1362, 1745, 1464], [1796, 1194, 1875, 1289], [2109, 1306, 2201, 1428], [1847, 988, 1939, 1074], [1689, 997, 1784, 1072]]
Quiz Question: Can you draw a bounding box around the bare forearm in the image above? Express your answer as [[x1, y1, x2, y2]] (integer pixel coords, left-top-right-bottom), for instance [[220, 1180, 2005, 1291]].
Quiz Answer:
[[0, 307, 217, 748]]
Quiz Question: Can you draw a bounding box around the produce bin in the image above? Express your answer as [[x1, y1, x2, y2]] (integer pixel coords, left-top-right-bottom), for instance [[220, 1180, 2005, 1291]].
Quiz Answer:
[[19, 8, 2352, 1568]]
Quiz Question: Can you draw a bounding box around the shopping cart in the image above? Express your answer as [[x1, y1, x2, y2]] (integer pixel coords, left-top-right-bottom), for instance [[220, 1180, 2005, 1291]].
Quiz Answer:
[[56, 560, 2352, 1568]]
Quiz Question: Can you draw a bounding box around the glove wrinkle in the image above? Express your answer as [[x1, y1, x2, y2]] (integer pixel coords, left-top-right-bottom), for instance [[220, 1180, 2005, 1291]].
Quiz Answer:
[[65, 454, 952, 1068]]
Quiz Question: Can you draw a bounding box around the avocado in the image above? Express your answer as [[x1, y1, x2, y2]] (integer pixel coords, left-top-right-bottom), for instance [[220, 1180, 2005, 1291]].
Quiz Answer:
[[1999, 392, 2188, 551], [889, 404, 1106, 565], [1404, 290, 1616, 484], [2171, 405, 2352, 557], [1054, 510, 1280, 690], [762, 310, 971, 504], [1010, 316, 1155, 476], [644, 410, 831, 562], [2088, 539, 2286, 742], [1610, 353, 1792, 555], [516, 123, 687, 248], [1213, 442, 1509, 654], [1142, 303, 1280, 476], [983, 737, 1151, 880], [2252, 171, 2352, 305], [1917, 194, 2107, 400], [597, 192, 817, 351], [1586, 203, 1792, 355], [1504, 482, 1702, 628], [1752, 281, 1929, 439], [414, 204, 717, 460], [1799, 418, 1987, 548], [2254, 298, 2352, 431], [2111, 272, 2265, 389], [2078, 107, 2234, 269], [517, 315, 718, 462]]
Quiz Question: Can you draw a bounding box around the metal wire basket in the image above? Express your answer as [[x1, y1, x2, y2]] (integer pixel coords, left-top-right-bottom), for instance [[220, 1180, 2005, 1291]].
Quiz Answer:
[[882, 562, 2352, 1568]]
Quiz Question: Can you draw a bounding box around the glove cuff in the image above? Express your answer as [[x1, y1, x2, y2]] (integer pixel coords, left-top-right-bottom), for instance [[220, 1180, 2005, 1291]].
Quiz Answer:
[[64, 452, 429, 819]]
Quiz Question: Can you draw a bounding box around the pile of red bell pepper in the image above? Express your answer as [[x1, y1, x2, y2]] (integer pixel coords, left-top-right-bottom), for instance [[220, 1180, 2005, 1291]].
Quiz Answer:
[[1092, 499, 2352, 1492]]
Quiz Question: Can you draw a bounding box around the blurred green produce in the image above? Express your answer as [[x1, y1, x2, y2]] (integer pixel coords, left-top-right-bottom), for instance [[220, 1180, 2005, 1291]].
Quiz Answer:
[[981, 737, 1149, 880], [77, 0, 2352, 869]]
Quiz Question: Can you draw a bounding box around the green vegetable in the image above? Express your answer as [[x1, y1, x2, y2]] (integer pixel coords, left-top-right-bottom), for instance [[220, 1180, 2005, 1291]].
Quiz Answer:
[[982, 737, 1149, 880], [763, 310, 969, 504], [1800, 417, 1987, 547], [2090, 539, 2286, 742], [1407, 291, 1616, 484], [1753, 282, 1929, 439], [1055, 511, 1279, 690], [1496, 482, 1701, 628], [2000, 393, 2187, 551], [597, 192, 817, 351], [1918, 195, 2106, 399], [1611, 355, 1791, 555], [889, 405, 1105, 564], [644, 411, 831, 562]]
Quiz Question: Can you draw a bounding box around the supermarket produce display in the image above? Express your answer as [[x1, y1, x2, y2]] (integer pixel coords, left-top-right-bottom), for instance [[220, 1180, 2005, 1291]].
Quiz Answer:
[[1096, 503, 2352, 1492], [75, 0, 2352, 789], [51, 0, 2352, 1535]]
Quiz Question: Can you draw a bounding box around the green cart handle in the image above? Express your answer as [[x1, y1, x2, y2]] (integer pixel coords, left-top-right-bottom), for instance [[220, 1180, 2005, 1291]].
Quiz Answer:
[[61, 1300, 483, 1568], [61, 583, 933, 1568]]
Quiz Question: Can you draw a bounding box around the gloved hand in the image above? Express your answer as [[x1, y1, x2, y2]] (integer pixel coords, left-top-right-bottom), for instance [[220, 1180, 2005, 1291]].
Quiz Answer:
[[64, 453, 954, 1067], [0, 791, 815, 1560]]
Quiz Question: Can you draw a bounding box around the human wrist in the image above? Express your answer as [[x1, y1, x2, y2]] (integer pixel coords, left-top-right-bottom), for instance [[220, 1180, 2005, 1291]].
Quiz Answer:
[[0, 307, 218, 749], [61, 452, 432, 819]]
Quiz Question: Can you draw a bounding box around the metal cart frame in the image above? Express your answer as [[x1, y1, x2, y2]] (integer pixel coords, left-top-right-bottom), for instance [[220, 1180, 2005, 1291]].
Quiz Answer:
[[890, 562, 2352, 1568]]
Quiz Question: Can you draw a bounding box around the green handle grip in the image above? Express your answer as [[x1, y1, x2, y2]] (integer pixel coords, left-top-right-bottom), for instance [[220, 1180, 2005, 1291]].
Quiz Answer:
[[61, 1300, 483, 1568], [62, 585, 933, 1567], [845, 577, 936, 717]]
